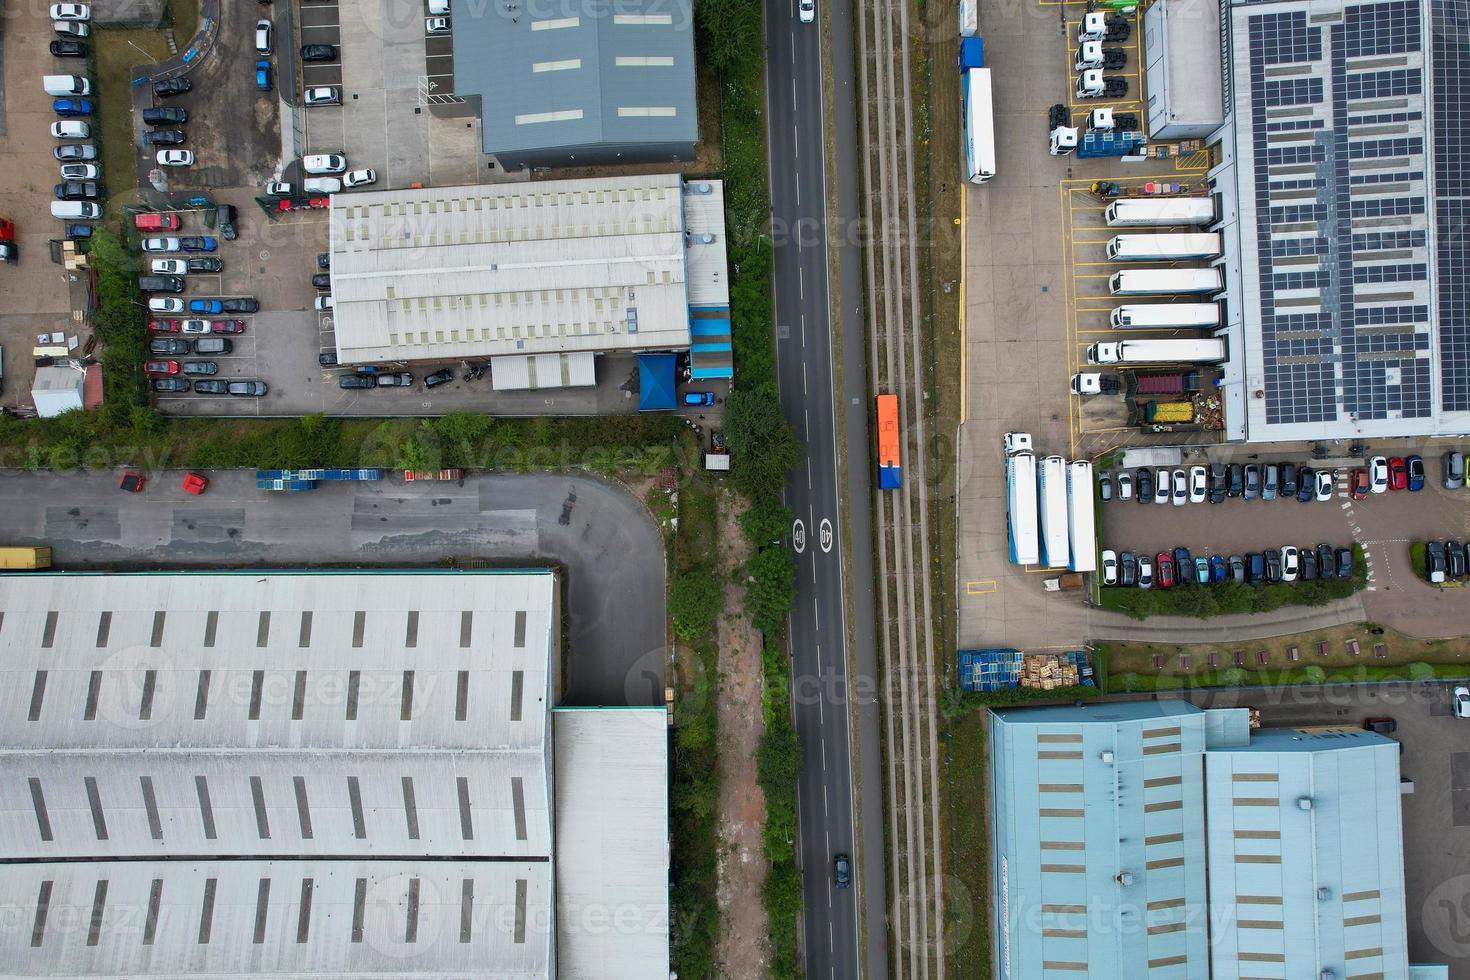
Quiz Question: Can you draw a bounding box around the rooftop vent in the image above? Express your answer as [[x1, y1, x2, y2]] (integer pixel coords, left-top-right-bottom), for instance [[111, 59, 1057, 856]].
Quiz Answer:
[[1317, 887, 1331, 901], [1116, 871, 1134, 887], [691, 183, 713, 194], [1099, 750, 1115, 764], [1297, 796, 1313, 811]]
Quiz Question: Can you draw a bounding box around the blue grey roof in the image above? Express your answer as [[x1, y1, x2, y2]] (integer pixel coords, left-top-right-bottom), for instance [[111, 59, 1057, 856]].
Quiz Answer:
[[452, 0, 697, 158]]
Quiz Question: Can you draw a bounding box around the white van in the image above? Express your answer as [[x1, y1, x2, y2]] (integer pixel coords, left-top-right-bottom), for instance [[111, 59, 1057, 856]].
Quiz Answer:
[[43, 74, 91, 96], [50, 201, 100, 220], [302, 177, 341, 194], [302, 154, 347, 175], [428, 0, 450, 12]]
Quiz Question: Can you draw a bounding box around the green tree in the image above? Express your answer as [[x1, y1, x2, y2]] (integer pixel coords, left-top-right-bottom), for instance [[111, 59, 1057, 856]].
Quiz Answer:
[[669, 572, 723, 641], [740, 499, 792, 547], [757, 718, 801, 807], [745, 545, 796, 634], [723, 384, 802, 503], [1301, 665, 1326, 684]]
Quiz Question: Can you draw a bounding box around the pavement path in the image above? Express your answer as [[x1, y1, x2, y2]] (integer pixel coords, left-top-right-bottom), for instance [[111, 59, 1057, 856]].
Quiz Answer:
[[1088, 594, 1367, 643], [0, 469, 665, 706]]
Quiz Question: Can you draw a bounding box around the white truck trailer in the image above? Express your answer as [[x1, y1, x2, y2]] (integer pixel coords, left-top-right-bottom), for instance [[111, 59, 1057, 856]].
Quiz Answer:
[[1104, 198, 1215, 227], [1087, 337, 1228, 364], [1105, 233, 1222, 261], [1109, 268, 1222, 295], [1110, 303, 1221, 328]]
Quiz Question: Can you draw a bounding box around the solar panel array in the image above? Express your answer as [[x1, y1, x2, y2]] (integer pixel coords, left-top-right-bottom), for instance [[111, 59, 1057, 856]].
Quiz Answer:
[[1432, 0, 1470, 411], [1239, 0, 1433, 428]]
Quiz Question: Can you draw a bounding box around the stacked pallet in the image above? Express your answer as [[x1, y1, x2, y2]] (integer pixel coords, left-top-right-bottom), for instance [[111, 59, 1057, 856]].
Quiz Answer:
[[1020, 654, 1081, 691]]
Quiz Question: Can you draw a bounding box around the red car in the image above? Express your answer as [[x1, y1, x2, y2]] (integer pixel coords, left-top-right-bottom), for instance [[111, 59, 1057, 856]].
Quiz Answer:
[[1155, 552, 1175, 588], [148, 318, 182, 333], [118, 471, 145, 493], [134, 212, 180, 231], [1350, 468, 1369, 500], [211, 319, 246, 334], [144, 359, 179, 375], [1388, 456, 1408, 491], [181, 472, 209, 495]]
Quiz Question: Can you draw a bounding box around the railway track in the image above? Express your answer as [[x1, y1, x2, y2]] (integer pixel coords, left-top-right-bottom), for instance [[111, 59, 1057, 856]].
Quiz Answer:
[[854, 0, 945, 971]]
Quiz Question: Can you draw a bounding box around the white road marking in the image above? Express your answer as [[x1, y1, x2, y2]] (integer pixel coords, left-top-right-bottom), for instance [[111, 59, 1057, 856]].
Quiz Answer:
[[803, 362, 809, 395]]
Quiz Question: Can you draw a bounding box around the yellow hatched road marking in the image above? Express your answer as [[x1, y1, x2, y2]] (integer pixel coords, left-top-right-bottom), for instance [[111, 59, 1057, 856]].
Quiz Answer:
[[965, 579, 998, 595]]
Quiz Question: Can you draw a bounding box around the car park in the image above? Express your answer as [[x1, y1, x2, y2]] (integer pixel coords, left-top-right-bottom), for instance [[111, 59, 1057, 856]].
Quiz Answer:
[[142, 107, 187, 125], [1350, 468, 1369, 500], [255, 19, 273, 53], [228, 380, 268, 396], [221, 298, 258, 313], [148, 297, 184, 313], [424, 368, 454, 388], [1280, 462, 1297, 498], [300, 44, 337, 61], [303, 177, 341, 194], [1295, 466, 1316, 502], [187, 257, 223, 273], [182, 361, 217, 376], [1315, 469, 1334, 501], [1407, 455, 1425, 492], [1388, 457, 1407, 491], [156, 149, 194, 167], [1098, 471, 1112, 502], [1119, 551, 1137, 586], [1300, 547, 1318, 581], [1243, 464, 1260, 500], [144, 360, 179, 375], [50, 4, 90, 21], [1445, 452, 1465, 490], [1262, 463, 1278, 501], [1280, 546, 1298, 582], [1227, 463, 1243, 498], [1427, 542, 1447, 584], [189, 299, 223, 314], [1210, 554, 1226, 583], [192, 380, 228, 395], [1135, 467, 1152, 504], [52, 98, 92, 117], [50, 38, 87, 57], [50, 120, 89, 139], [217, 204, 237, 241], [255, 60, 273, 92], [1101, 550, 1118, 585], [1449, 540, 1466, 580], [1247, 552, 1265, 584], [151, 259, 188, 275], [1155, 551, 1174, 588], [304, 87, 341, 106], [53, 143, 96, 161], [179, 236, 217, 252], [1229, 555, 1246, 583], [1317, 543, 1335, 580], [1369, 455, 1389, 493], [1188, 465, 1206, 504], [1153, 468, 1169, 504], [1336, 547, 1353, 578], [1136, 555, 1153, 588], [153, 77, 191, 97], [53, 20, 89, 37], [211, 319, 245, 334], [151, 377, 190, 393], [144, 129, 185, 146], [343, 169, 377, 188], [1116, 470, 1132, 501], [1208, 464, 1225, 504], [303, 154, 347, 174]]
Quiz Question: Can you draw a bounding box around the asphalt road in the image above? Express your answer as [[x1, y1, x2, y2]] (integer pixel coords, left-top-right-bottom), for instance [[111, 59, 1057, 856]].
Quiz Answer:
[[0, 470, 665, 706], [765, 0, 885, 975]]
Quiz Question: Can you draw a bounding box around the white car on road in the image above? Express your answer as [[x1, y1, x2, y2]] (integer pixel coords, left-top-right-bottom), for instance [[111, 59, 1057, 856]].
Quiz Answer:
[[799, 0, 815, 21]]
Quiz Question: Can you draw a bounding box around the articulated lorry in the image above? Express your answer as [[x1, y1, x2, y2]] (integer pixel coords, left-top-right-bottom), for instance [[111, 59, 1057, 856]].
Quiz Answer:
[[1104, 198, 1215, 227], [1087, 337, 1227, 365], [1106, 233, 1222, 261]]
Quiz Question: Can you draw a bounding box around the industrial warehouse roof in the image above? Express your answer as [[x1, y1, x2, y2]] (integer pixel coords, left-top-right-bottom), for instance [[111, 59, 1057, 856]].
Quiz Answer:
[[452, 0, 696, 163], [327, 175, 724, 366], [0, 570, 562, 978], [553, 708, 670, 978]]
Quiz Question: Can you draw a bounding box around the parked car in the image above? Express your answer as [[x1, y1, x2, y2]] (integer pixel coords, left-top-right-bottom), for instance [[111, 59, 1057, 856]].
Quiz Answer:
[[117, 470, 145, 493], [1407, 455, 1425, 492], [1119, 551, 1137, 587], [1262, 463, 1278, 501], [304, 86, 341, 106], [1264, 549, 1282, 582], [150, 377, 190, 393], [376, 372, 415, 387], [1427, 541, 1447, 584], [190, 337, 231, 356], [1317, 543, 1335, 580], [343, 168, 376, 188], [1101, 550, 1118, 586], [315, 295, 334, 311], [1300, 546, 1318, 581], [1208, 463, 1225, 504], [148, 318, 181, 333], [179, 319, 210, 334], [137, 274, 184, 292], [317, 252, 331, 269], [49, 38, 87, 57], [318, 351, 338, 367], [424, 367, 454, 388], [1295, 466, 1316, 502], [1155, 552, 1174, 589], [53, 181, 97, 200], [1228, 554, 1246, 584], [255, 60, 273, 92], [1191, 556, 1208, 585], [52, 98, 93, 116], [1350, 468, 1369, 500], [144, 129, 185, 146], [303, 177, 340, 194], [1246, 552, 1265, 584], [1188, 465, 1206, 504], [141, 106, 187, 125], [300, 43, 337, 61], [228, 380, 268, 396], [53, 143, 97, 161], [265, 181, 293, 197], [53, 20, 89, 37], [192, 379, 228, 395], [187, 257, 223, 273], [255, 18, 273, 52], [151, 258, 187, 275], [1210, 554, 1226, 583], [1280, 462, 1298, 498], [220, 297, 258, 313], [1170, 469, 1188, 506], [135, 212, 180, 231], [150, 338, 189, 355], [1315, 469, 1334, 501], [49, 120, 89, 139], [1444, 451, 1465, 490], [1388, 456, 1407, 491], [427, 15, 451, 32], [156, 149, 194, 167], [1243, 464, 1260, 500], [144, 359, 179, 375], [178, 236, 217, 252], [1450, 540, 1467, 580], [64, 222, 94, 239], [153, 77, 191, 97], [339, 374, 377, 389], [1116, 470, 1132, 501], [181, 360, 217, 376], [1097, 471, 1112, 502], [1363, 717, 1397, 735], [189, 299, 222, 314], [50, 4, 91, 21], [147, 297, 184, 313], [1153, 468, 1169, 504], [1369, 455, 1389, 493], [1172, 547, 1191, 573], [1455, 686, 1470, 719], [303, 153, 347, 174], [1336, 547, 1353, 579], [211, 319, 246, 334], [1227, 463, 1243, 498], [1280, 546, 1298, 582], [1135, 467, 1153, 504], [217, 204, 237, 241]]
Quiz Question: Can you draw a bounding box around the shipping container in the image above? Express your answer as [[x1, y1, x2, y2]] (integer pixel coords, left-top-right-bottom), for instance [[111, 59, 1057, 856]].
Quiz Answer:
[[0, 546, 52, 570]]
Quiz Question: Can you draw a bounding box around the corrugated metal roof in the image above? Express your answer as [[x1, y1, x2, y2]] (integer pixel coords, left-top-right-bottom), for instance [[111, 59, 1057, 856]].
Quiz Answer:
[[553, 708, 669, 979], [328, 176, 702, 365]]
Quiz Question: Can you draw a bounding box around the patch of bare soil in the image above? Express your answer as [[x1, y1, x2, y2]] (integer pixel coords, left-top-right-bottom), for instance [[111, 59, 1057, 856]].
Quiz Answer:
[[714, 490, 771, 979]]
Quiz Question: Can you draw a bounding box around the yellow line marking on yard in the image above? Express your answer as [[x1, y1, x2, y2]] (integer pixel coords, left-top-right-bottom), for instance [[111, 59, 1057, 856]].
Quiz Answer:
[[965, 579, 997, 595]]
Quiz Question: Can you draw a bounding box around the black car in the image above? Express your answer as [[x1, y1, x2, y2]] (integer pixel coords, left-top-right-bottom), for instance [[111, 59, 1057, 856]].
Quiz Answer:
[[1336, 547, 1353, 579], [220, 297, 259, 313], [65, 223, 92, 239], [1317, 543, 1335, 579], [1264, 549, 1282, 582], [187, 256, 223, 273], [142, 106, 188, 125], [834, 854, 850, 889], [424, 368, 454, 388], [150, 377, 190, 393], [1246, 552, 1265, 584], [375, 372, 415, 387], [153, 77, 192, 97], [1280, 462, 1298, 498], [1227, 463, 1244, 498], [144, 129, 186, 146], [339, 374, 377, 389], [137, 275, 185, 293], [317, 251, 330, 269], [217, 203, 237, 241], [54, 181, 98, 200], [311, 272, 331, 289], [300, 44, 337, 61], [1364, 717, 1398, 735], [1296, 466, 1316, 502], [1208, 463, 1226, 504], [1300, 547, 1318, 581], [150, 338, 190, 355], [49, 39, 87, 57], [182, 360, 218, 376], [319, 351, 338, 367], [1450, 541, 1467, 580], [228, 380, 268, 396], [192, 379, 228, 395], [1135, 467, 1154, 504], [1120, 551, 1138, 587]]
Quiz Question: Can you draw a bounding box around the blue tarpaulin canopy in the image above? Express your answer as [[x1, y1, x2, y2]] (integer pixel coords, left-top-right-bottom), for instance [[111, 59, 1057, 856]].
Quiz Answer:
[[638, 353, 677, 411]]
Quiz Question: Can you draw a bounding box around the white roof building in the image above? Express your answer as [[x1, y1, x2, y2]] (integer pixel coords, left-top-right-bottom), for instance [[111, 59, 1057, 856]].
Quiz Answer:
[[327, 174, 732, 380], [30, 363, 89, 418], [0, 571, 669, 978]]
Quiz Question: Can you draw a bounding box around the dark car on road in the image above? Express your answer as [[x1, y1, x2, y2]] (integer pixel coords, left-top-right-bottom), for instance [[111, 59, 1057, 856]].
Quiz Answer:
[[834, 854, 850, 889], [1135, 467, 1154, 504], [149, 338, 190, 355], [339, 374, 376, 389], [220, 297, 258, 312], [144, 129, 186, 146], [424, 367, 454, 388], [1336, 548, 1354, 579], [300, 43, 337, 61], [1317, 543, 1335, 579], [1296, 466, 1316, 502], [375, 372, 415, 387], [312, 272, 331, 289], [50, 38, 86, 57], [1264, 549, 1282, 582], [1227, 463, 1244, 498], [187, 257, 223, 273], [142, 106, 187, 125], [1247, 552, 1265, 584], [192, 379, 228, 395], [217, 204, 237, 241], [150, 377, 190, 393], [153, 77, 191, 97]]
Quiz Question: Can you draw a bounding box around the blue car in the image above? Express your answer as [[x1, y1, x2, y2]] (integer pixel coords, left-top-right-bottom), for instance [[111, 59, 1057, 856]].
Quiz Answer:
[[64, 223, 93, 239], [1210, 554, 1227, 583], [1406, 454, 1425, 492], [1172, 547, 1191, 574], [683, 391, 716, 406], [178, 236, 217, 253], [189, 299, 224, 314], [53, 98, 93, 117], [255, 59, 272, 92], [1193, 556, 1210, 585]]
